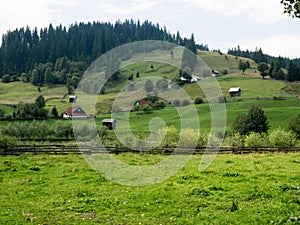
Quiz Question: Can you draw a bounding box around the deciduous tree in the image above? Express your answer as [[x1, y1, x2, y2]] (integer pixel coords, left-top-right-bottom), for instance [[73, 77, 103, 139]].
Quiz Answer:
[[281, 0, 300, 18], [258, 62, 269, 79]]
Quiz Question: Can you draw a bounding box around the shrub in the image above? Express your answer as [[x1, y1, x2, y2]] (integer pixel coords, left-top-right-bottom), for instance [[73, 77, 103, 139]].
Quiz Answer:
[[158, 126, 179, 148], [179, 128, 199, 147], [222, 70, 229, 75], [142, 105, 152, 114], [181, 99, 190, 106], [1, 74, 11, 83], [218, 95, 226, 103], [244, 132, 267, 147], [268, 128, 298, 146], [198, 132, 208, 147], [152, 100, 165, 110], [289, 113, 300, 138], [0, 135, 18, 146], [55, 122, 73, 139], [171, 98, 181, 107], [10, 75, 19, 82], [194, 97, 204, 105], [224, 133, 244, 147]]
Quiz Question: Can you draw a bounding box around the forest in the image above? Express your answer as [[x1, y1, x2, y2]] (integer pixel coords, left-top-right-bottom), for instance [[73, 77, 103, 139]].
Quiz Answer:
[[0, 20, 208, 90]]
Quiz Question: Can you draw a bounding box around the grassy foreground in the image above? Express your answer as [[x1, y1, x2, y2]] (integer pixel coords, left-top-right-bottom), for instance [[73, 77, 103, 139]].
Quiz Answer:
[[0, 153, 300, 224]]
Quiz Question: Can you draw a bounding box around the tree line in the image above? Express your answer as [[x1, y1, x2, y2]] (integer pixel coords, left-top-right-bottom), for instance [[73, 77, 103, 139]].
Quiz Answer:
[[0, 20, 207, 89], [228, 46, 300, 81]]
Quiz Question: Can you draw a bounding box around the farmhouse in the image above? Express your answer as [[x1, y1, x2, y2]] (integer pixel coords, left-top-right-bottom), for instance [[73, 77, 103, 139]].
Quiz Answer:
[[228, 87, 242, 97], [63, 106, 88, 119], [135, 99, 149, 106], [102, 119, 116, 130]]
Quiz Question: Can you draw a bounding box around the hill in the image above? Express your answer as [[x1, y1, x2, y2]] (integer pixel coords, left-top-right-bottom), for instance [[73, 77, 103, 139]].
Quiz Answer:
[[1, 48, 300, 134]]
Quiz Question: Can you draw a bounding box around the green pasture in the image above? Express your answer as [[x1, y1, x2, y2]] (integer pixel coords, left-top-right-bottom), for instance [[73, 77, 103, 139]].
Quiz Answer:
[[218, 75, 293, 98], [198, 50, 258, 74], [0, 105, 14, 114], [0, 82, 67, 104], [0, 153, 299, 224]]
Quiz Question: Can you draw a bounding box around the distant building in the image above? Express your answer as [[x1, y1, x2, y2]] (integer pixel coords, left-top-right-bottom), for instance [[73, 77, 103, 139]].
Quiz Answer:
[[69, 96, 77, 103], [102, 119, 117, 130], [63, 106, 88, 119], [212, 70, 220, 77], [229, 87, 241, 97], [135, 100, 149, 106]]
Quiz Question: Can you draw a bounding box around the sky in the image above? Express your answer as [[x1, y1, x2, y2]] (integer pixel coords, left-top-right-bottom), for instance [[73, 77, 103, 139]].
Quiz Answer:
[[0, 0, 300, 58]]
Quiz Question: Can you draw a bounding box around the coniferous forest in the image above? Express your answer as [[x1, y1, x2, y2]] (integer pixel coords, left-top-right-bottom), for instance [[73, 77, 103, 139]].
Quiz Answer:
[[0, 20, 209, 91]]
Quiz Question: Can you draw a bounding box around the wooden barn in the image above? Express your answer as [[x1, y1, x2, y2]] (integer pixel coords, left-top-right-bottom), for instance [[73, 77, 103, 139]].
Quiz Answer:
[[228, 87, 241, 97]]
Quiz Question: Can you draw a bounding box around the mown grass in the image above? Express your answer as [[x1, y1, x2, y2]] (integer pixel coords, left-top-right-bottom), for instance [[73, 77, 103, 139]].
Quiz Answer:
[[198, 50, 257, 74], [0, 105, 14, 114], [0, 153, 299, 224], [0, 82, 67, 104], [218, 75, 293, 99]]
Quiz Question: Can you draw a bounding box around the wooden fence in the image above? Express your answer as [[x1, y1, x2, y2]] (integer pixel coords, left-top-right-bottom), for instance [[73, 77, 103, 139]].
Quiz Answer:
[[1, 144, 300, 156]]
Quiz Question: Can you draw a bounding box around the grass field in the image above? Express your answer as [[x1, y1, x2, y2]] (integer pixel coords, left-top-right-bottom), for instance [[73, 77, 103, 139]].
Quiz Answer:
[[0, 82, 67, 104], [0, 153, 299, 224], [198, 50, 257, 74]]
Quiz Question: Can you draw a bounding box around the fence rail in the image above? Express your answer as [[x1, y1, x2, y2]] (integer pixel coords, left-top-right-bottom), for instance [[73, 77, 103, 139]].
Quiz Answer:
[[1, 145, 300, 156]]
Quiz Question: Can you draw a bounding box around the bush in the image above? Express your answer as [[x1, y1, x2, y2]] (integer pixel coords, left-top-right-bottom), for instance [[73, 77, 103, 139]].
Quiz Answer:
[[222, 70, 229, 75], [179, 128, 199, 147], [10, 75, 19, 82], [289, 113, 300, 138], [0, 135, 18, 146], [158, 126, 179, 148], [181, 99, 190, 106], [2, 74, 11, 83], [218, 95, 226, 103], [194, 97, 204, 105], [244, 132, 267, 147], [198, 132, 208, 147], [224, 133, 244, 147], [171, 98, 181, 107], [152, 100, 165, 110], [268, 128, 297, 146]]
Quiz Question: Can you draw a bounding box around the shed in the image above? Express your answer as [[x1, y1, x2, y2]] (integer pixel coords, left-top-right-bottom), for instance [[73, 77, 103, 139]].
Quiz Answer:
[[102, 119, 117, 130], [229, 87, 241, 97], [69, 95, 77, 103]]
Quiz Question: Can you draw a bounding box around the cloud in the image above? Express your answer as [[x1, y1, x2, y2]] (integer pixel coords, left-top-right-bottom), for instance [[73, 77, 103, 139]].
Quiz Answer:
[[234, 34, 300, 58], [96, 0, 160, 16], [181, 0, 287, 24], [0, 0, 57, 35]]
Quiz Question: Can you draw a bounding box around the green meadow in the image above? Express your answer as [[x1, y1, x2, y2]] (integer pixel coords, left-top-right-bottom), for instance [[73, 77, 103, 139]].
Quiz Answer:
[[0, 153, 299, 224]]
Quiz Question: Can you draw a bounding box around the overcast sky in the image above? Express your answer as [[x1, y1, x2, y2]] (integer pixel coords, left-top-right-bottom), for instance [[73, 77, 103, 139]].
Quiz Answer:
[[1, 0, 300, 58]]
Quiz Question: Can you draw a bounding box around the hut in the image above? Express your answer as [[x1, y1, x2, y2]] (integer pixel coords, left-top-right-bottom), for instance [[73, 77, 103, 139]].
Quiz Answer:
[[228, 87, 241, 97], [102, 119, 117, 130]]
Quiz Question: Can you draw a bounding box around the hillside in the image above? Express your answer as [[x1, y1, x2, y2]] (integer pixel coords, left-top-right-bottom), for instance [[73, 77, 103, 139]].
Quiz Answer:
[[0, 49, 297, 109], [198, 50, 258, 75], [1, 48, 300, 133]]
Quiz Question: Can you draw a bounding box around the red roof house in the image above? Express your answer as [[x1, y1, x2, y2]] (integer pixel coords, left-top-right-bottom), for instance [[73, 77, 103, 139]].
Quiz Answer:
[[135, 100, 149, 105], [63, 106, 88, 119]]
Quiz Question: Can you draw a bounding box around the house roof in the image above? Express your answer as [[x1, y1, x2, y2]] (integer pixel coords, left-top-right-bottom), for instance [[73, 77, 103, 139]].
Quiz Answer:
[[102, 119, 116, 123], [64, 106, 87, 116], [228, 87, 241, 93], [136, 100, 149, 105]]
